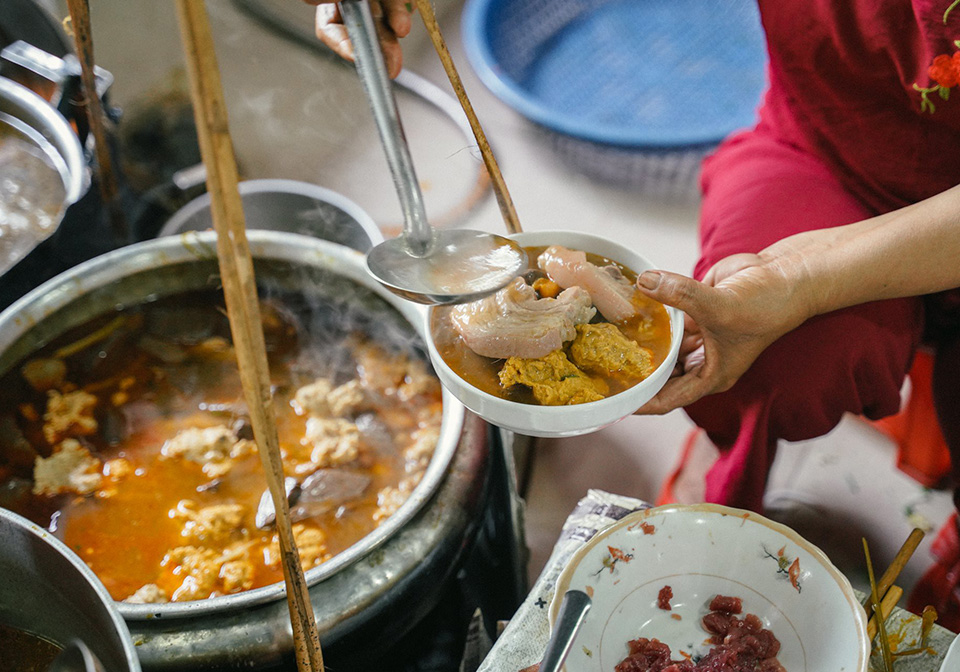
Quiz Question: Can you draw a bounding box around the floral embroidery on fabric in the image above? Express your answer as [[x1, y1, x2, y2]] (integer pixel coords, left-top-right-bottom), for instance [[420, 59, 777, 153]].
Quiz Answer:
[[915, 1, 960, 113]]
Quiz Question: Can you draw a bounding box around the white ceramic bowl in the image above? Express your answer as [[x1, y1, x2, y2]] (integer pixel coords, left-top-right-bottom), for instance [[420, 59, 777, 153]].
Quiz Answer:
[[551, 504, 869, 672], [424, 230, 683, 437]]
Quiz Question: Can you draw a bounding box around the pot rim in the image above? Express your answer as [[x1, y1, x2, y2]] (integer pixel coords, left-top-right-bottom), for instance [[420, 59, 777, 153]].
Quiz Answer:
[[0, 230, 464, 619]]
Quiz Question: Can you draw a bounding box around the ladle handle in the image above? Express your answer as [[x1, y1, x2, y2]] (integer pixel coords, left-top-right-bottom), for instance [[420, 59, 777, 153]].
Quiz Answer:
[[540, 590, 591, 672], [340, 0, 433, 257]]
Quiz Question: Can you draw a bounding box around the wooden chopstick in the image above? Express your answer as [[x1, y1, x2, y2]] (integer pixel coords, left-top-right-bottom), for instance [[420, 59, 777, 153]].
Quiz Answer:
[[64, 0, 126, 240], [863, 528, 925, 619], [173, 2, 323, 670], [867, 584, 903, 642], [413, 0, 522, 235]]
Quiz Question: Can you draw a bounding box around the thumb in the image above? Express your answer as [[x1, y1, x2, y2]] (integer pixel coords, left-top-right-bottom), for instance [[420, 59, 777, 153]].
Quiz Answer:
[[637, 270, 713, 318]]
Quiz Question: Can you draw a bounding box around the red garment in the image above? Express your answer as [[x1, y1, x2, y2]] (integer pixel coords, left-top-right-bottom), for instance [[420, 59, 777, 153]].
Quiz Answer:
[[688, 0, 960, 510], [757, 0, 960, 212]]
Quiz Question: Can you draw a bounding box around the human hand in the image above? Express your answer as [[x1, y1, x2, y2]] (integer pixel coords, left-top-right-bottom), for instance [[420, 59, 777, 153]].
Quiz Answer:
[[303, 0, 413, 78], [634, 250, 816, 415]]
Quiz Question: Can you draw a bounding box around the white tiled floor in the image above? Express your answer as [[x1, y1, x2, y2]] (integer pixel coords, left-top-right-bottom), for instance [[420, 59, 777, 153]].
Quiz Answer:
[[74, 0, 954, 609]]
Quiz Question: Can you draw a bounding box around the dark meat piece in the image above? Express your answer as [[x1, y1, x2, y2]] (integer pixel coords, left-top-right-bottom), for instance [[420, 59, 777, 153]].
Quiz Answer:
[[255, 470, 371, 529], [616, 602, 784, 672], [708, 594, 743, 614], [450, 278, 595, 359], [657, 585, 673, 610], [615, 639, 689, 672]]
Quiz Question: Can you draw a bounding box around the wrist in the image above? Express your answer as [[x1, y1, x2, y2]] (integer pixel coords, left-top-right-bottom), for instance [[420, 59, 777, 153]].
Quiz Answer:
[[761, 232, 842, 322]]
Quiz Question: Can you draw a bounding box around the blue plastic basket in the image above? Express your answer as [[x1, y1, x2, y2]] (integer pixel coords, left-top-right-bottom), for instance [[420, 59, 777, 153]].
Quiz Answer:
[[462, 0, 768, 198]]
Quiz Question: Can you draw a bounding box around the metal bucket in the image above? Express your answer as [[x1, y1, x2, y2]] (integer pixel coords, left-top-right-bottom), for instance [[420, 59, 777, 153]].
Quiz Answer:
[[0, 231, 491, 669], [0, 507, 142, 672], [0, 76, 87, 274]]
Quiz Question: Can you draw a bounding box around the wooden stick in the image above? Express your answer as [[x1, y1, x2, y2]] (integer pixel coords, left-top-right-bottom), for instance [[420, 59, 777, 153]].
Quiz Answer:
[[64, 0, 127, 240], [173, 2, 323, 670], [414, 0, 522, 234], [863, 538, 894, 672], [867, 584, 903, 642], [862, 528, 924, 619]]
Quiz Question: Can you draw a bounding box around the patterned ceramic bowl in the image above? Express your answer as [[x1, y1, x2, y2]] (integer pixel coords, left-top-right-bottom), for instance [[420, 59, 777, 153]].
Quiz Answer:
[[550, 504, 869, 672], [424, 230, 683, 438]]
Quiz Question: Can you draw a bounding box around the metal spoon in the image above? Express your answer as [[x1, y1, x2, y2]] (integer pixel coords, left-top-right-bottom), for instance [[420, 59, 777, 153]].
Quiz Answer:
[[339, 0, 527, 305], [541, 590, 592, 672], [48, 640, 105, 672]]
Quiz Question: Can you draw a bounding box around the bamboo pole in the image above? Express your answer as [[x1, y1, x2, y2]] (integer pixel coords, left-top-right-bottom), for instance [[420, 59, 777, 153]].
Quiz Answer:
[[414, 0, 522, 234], [173, 2, 323, 670], [64, 0, 127, 239]]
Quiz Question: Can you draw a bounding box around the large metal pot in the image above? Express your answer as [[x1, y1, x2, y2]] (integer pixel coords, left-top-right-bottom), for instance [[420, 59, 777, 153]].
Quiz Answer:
[[0, 231, 491, 670], [0, 507, 142, 672]]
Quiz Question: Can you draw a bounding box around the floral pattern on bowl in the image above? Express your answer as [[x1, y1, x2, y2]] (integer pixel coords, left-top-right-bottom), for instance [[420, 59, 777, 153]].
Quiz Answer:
[[550, 504, 869, 671]]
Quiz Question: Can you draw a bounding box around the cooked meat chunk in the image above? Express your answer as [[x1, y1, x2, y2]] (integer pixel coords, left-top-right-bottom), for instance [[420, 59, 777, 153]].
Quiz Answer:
[[162, 542, 255, 600], [499, 350, 604, 406], [451, 278, 596, 359], [32, 439, 103, 495], [125, 584, 169, 604], [538, 245, 639, 323], [264, 523, 330, 570], [292, 378, 334, 416], [302, 417, 361, 469], [373, 475, 420, 522], [42, 389, 98, 444], [569, 323, 654, 379], [103, 457, 133, 479], [161, 426, 249, 478], [173, 500, 247, 545], [21, 358, 67, 392], [294, 378, 369, 419], [220, 559, 254, 593], [327, 380, 368, 417], [404, 426, 438, 473], [162, 546, 222, 601], [354, 341, 409, 394], [398, 359, 441, 402]]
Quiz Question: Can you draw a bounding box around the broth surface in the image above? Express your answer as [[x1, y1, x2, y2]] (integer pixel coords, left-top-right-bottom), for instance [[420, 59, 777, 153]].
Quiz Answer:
[[431, 246, 671, 404], [0, 289, 442, 602], [0, 623, 62, 672]]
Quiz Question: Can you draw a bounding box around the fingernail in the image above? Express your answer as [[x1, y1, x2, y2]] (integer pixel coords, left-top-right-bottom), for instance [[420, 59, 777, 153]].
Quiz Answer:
[[637, 271, 661, 290]]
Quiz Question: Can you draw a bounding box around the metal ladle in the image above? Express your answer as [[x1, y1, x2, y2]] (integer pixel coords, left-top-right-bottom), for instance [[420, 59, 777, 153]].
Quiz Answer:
[[541, 590, 592, 672], [47, 640, 105, 672], [339, 0, 527, 305]]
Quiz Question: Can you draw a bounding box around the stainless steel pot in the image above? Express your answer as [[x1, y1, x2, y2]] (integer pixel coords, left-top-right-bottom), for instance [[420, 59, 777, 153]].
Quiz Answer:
[[0, 230, 490, 669], [158, 178, 384, 254], [0, 507, 142, 672]]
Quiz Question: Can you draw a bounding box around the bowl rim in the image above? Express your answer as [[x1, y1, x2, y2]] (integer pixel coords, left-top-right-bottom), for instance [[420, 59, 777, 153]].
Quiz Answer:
[[549, 503, 870, 672], [0, 230, 465, 619], [460, 0, 762, 148], [424, 230, 683, 434]]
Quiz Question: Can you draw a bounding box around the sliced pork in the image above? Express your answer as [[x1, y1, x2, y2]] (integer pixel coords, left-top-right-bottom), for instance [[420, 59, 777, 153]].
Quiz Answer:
[[451, 278, 596, 359], [537, 245, 640, 323]]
